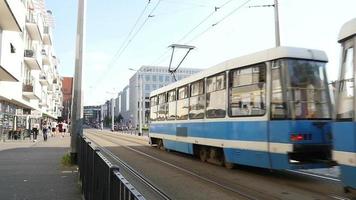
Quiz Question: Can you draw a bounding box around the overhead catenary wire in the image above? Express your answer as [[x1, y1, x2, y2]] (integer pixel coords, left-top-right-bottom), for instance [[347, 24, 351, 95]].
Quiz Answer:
[[110, 0, 162, 67], [151, 0, 238, 65], [185, 0, 252, 44], [107, 1, 151, 68], [155, 0, 252, 66], [94, 0, 162, 88]]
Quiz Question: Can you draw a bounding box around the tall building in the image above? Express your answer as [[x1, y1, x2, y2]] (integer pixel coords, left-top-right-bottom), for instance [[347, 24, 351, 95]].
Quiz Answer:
[[61, 77, 73, 122], [115, 85, 130, 123], [0, 0, 63, 137], [83, 105, 101, 125], [129, 66, 201, 127]]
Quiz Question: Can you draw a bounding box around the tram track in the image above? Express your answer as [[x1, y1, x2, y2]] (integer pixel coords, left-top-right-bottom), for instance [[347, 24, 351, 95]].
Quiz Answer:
[[83, 132, 171, 200], [85, 130, 304, 200], [86, 130, 354, 200]]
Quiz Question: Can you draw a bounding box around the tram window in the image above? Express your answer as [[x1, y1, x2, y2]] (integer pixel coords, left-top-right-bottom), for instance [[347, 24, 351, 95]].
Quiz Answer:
[[271, 62, 287, 119], [207, 73, 226, 118], [157, 93, 167, 121], [189, 80, 205, 119], [229, 64, 266, 117], [177, 85, 189, 120], [167, 90, 176, 120], [337, 47, 354, 119], [150, 96, 158, 121]]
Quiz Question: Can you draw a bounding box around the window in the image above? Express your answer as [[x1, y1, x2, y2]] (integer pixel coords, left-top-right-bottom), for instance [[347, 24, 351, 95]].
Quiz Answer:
[[157, 93, 167, 121], [229, 64, 266, 116], [10, 43, 16, 53], [159, 75, 164, 82], [206, 73, 226, 118], [145, 84, 150, 91], [337, 47, 354, 119], [271, 59, 331, 119], [177, 85, 189, 120], [165, 75, 170, 82], [271, 62, 287, 119], [152, 84, 157, 90], [145, 75, 150, 81], [167, 90, 176, 120], [152, 75, 157, 81], [150, 96, 158, 121], [189, 80, 205, 119]]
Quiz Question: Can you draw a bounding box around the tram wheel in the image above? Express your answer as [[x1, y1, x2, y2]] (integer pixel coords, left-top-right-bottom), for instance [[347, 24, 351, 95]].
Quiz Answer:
[[224, 160, 235, 169], [157, 139, 165, 150], [199, 147, 209, 162], [344, 186, 350, 193]]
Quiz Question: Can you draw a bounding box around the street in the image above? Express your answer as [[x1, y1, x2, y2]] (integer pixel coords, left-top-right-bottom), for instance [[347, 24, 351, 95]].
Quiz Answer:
[[84, 129, 352, 200]]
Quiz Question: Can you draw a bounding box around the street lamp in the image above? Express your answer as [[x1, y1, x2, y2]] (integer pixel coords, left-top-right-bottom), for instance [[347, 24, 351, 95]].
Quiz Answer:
[[128, 68, 143, 136], [106, 90, 117, 132]]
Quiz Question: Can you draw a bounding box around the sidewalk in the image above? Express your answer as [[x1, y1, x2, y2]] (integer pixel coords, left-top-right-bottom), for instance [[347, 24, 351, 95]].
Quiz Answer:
[[0, 135, 82, 200]]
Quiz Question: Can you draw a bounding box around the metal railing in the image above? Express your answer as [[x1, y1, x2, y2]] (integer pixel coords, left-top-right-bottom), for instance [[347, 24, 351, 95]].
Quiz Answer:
[[78, 136, 145, 200]]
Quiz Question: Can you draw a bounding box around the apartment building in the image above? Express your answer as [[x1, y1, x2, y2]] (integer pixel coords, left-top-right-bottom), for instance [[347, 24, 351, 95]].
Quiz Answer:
[[61, 77, 73, 122], [129, 66, 201, 127], [0, 0, 63, 138]]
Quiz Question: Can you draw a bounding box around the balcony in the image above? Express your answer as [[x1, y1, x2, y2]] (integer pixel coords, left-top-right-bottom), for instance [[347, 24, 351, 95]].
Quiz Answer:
[[39, 99, 48, 107], [22, 78, 39, 99], [24, 49, 41, 70], [47, 84, 53, 93], [0, 0, 25, 32], [43, 26, 52, 45], [41, 49, 50, 65], [25, 13, 42, 41], [39, 73, 49, 86]]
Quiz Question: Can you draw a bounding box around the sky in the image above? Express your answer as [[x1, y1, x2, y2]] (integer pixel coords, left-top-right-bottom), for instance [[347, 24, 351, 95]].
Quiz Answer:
[[46, 0, 356, 106]]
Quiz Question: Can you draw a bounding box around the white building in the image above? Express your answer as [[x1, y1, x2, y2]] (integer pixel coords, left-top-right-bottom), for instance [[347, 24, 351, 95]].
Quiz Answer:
[[0, 0, 63, 137], [129, 66, 201, 127], [115, 85, 130, 123]]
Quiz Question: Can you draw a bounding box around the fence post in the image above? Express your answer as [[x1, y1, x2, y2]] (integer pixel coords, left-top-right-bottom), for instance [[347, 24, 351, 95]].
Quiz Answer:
[[108, 165, 120, 200]]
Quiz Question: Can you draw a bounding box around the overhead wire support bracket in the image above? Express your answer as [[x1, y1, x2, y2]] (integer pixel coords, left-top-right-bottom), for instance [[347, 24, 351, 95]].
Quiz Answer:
[[167, 44, 195, 81]]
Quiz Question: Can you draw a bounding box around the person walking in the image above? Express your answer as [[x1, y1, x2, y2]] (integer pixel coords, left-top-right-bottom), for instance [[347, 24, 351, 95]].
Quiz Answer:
[[42, 124, 48, 141], [32, 123, 39, 142]]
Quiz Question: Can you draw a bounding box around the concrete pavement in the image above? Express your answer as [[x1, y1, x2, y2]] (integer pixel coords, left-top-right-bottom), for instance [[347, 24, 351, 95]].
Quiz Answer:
[[0, 134, 82, 200]]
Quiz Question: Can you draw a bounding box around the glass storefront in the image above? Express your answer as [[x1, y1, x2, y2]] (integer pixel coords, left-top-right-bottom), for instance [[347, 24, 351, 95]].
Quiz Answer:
[[0, 101, 17, 140]]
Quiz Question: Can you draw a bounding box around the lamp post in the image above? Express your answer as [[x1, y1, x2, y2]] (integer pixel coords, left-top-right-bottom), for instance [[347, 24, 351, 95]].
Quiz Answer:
[[106, 91, 117, 132], [70, 0, 86, 163], [128, 68, 143, 135]]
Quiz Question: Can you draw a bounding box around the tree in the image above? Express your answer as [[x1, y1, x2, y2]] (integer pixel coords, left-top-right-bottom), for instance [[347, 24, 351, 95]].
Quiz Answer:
[[114, 114, 123, 124]]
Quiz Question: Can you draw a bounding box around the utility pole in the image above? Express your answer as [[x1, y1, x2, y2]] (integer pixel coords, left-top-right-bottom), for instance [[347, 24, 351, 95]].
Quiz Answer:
[[129, 68, 143, 136], [274, 0, 280, 47], [70, 0, 86, 163], [111, 98, 115, 131], [138, 71, 143, 136], [249, 0, 281, 47]]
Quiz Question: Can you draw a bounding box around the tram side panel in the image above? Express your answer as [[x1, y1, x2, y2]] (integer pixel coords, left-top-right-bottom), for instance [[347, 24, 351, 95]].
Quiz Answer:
[[332, 122, 356, 189], [150, 119, 333, 170]]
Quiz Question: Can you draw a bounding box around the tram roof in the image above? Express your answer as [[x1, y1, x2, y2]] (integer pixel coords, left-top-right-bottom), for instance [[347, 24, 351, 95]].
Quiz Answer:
[[151, 46, 328, 97], [338, 18, 356, 42]]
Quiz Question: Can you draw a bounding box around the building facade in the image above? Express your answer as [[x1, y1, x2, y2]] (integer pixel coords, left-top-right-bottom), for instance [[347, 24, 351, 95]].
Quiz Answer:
[[0, 0, 63, 139], [129, 66, 201, 127], [61, 77, 73, 122], [114, 85, 130, 124], [83, 105, 101, 126]]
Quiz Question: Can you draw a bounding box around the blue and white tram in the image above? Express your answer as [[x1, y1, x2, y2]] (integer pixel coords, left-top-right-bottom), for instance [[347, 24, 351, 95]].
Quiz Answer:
[[149, 46, 333, 170], [333, 18, 356, 191]]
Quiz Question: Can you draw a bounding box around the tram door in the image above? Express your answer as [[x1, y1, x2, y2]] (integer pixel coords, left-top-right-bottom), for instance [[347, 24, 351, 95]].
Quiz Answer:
[[333, 28, 356, 190]]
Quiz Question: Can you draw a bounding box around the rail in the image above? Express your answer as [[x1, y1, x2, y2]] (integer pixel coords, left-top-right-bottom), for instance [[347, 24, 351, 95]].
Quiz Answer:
[[77, 135, 145, 200]]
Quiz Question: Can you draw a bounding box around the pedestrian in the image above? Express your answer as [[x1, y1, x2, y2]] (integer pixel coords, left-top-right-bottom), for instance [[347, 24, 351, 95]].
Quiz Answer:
[[32, 123, 39, 142], [42, 125, 48, 141], [63, 122, 67, 134]]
